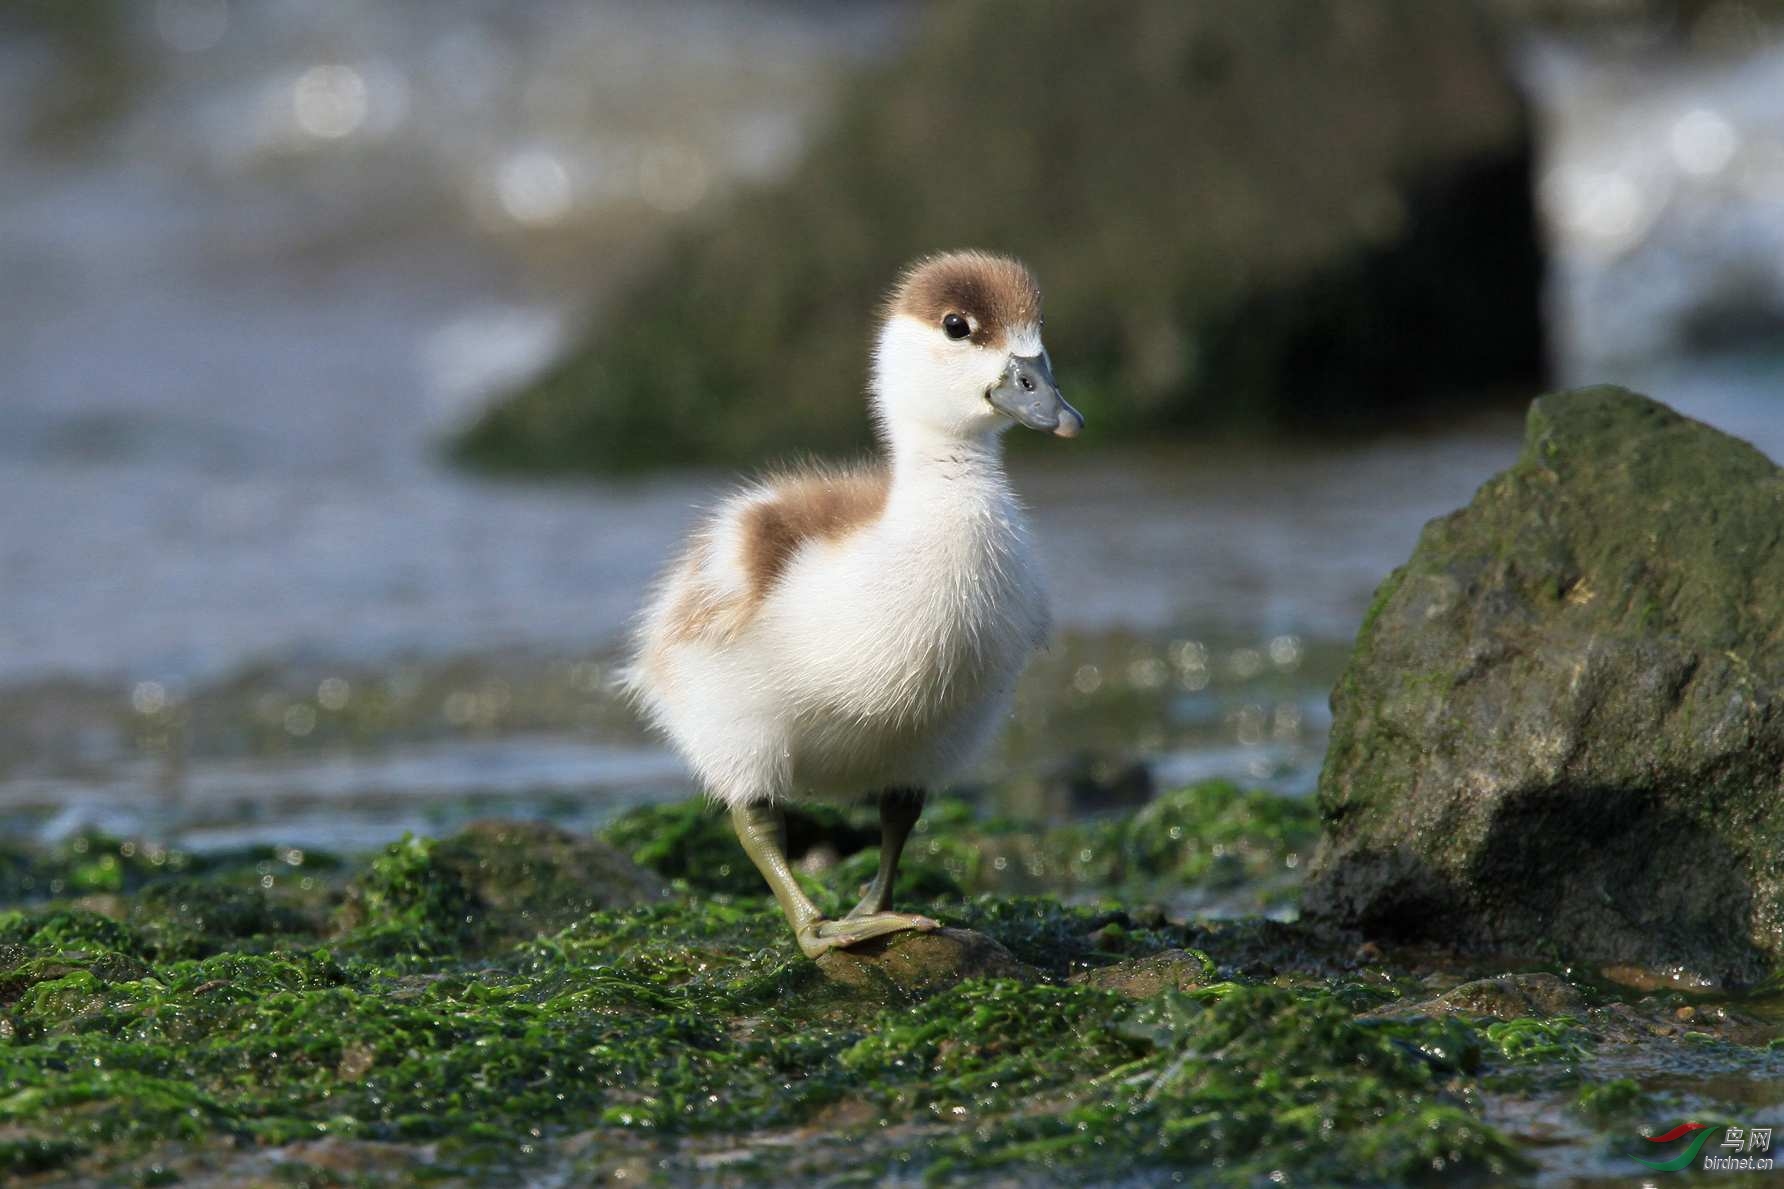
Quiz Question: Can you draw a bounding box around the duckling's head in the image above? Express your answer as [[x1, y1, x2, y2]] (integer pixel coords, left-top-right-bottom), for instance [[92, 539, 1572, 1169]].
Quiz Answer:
[[872, 250, 1083, 448]]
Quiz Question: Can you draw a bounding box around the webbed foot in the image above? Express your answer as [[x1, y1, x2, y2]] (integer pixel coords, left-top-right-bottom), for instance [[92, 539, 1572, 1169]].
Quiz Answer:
[[795, 912, 939, 959]]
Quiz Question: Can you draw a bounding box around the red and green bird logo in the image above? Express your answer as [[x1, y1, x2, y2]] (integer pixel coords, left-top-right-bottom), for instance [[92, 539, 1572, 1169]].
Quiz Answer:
[[1633, 1122, 1716, 1172]]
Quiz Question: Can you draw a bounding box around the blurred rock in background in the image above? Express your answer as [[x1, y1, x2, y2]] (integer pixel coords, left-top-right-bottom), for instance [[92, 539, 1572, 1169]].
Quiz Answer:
[[455, 0, 1548, 473]]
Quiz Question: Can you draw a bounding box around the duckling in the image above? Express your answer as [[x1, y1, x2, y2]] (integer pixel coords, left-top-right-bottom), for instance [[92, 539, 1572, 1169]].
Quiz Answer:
[[626, 250, 1082, 959]]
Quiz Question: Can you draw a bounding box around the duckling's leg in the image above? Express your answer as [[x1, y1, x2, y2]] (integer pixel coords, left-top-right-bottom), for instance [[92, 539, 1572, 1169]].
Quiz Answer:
[[845, 788, 925, 918], [731, 801, 936, 960]]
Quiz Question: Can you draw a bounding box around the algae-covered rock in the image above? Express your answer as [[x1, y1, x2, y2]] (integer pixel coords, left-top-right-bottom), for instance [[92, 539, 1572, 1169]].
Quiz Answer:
[[1120, 780, 1319, 889], [1305, 388, 1784, 984], [815, 927, 1034, 1001], [338, 820, 667, 953], [1072, 948, 1217, 999], [455, 0, 1542, 474], [129, 879, 318, 958]]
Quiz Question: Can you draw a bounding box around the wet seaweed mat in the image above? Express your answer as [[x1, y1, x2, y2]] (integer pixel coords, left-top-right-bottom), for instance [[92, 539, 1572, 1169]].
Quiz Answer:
[[0, 789, 1779, 1185]]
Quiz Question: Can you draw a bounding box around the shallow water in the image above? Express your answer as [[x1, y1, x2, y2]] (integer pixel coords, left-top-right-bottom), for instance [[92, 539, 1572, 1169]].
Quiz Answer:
[[4, 10, 1784, 856]]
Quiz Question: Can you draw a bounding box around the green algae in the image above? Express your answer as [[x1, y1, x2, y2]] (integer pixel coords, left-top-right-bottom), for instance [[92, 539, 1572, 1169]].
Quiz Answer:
[[1484, 1017, 1594, 1065], [599, 780, 1316, 915], [1121, 781, 1318, 889], [0, 797, 1776, 1184], [336, 821, 667, 963], [897, 782, 1317, 908], [839, 980, 1524, 1182]]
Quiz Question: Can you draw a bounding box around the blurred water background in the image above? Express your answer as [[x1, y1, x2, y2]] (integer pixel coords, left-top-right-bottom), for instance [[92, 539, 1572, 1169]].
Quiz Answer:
[[3, 1, 1782, 854]]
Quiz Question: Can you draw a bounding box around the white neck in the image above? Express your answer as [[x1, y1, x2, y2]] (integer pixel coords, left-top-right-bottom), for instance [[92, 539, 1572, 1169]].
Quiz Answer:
[[879, 425, 1019, 546], [885, 421, 1006, 483]]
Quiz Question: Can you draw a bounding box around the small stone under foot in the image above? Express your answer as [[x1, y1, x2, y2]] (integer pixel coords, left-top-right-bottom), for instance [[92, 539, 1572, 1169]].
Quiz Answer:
[[814, 926, 1035, 1000]]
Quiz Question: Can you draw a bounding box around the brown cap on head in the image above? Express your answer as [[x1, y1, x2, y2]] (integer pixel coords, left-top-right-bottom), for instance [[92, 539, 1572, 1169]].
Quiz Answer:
[[883, 250, 1042, 349]]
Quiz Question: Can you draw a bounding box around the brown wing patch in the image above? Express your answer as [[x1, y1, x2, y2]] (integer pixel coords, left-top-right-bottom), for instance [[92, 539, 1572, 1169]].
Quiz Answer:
[[740, 464, 891, 599], [884, 250, 1042, 349], [661, 464, 890, 646]]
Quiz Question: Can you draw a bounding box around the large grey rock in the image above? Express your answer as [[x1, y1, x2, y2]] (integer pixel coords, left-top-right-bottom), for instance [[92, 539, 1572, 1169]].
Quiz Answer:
[[1304, 388, 1784, 985]]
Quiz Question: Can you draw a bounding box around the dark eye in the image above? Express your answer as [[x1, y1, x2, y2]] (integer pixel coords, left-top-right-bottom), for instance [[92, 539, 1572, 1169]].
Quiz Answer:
[[942, 313, 971, 340]]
